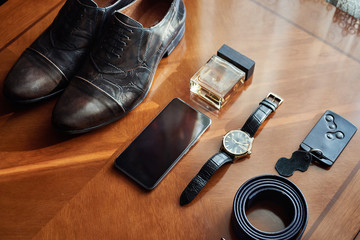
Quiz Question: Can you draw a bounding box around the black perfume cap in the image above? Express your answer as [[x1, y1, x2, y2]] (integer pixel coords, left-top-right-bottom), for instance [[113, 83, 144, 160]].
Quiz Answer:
[[217, 44, 255, 80]]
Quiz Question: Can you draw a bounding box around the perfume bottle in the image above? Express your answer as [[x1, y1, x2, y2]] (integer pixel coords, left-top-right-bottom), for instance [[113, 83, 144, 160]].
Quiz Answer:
[[190, 44, 255, 110]]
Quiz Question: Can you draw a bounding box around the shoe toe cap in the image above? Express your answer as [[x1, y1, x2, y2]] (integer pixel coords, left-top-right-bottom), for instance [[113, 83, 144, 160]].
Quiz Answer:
[[3, 50, 65, 103], [52, 78, 125, 134]]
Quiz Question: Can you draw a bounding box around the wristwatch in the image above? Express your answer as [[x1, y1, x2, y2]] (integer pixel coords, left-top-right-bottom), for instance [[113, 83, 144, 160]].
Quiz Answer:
[[180, 93, 283, 205]]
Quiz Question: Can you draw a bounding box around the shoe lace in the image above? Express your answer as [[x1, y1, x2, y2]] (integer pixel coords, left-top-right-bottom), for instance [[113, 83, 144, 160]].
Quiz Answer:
[[100, 21, 133, 59]]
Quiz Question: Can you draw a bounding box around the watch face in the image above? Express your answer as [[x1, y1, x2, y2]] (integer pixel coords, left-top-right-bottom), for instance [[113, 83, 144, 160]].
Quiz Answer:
[[223, 130, 252, 156]]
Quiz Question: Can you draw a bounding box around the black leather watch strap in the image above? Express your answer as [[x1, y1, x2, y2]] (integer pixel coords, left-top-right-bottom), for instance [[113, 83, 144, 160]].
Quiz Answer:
[[241, 93, 282, 137], [180, 152, 233, 206]]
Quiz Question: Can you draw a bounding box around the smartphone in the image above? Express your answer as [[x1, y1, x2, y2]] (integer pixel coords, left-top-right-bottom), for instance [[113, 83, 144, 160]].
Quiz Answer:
[[114, 98, 211, 190]]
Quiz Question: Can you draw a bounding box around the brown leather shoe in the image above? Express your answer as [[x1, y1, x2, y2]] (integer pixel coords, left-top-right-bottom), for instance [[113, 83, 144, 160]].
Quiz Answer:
[[52, 0, 186, 134], [3, 0, 135, 104]]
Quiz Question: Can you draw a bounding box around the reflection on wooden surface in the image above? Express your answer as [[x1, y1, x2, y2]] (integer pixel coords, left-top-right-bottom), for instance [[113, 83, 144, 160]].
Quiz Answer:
[[332, 8, 360, 36]]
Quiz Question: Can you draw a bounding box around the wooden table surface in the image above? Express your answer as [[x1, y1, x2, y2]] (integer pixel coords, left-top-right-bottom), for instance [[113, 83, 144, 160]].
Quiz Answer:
[[1, 0, 360, 239]]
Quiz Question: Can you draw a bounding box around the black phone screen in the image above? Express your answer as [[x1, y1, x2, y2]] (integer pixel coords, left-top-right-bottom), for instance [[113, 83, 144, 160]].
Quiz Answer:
[[114, 98, 211, 190]]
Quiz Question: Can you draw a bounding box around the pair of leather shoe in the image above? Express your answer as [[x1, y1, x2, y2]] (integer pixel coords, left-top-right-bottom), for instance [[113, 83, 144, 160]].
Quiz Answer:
[[3, 0, 186, 134]]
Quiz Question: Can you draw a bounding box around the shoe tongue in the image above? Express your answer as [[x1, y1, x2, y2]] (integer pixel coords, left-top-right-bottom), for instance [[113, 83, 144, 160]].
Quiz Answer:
[[114, 12, 143, 28], [78, 0, 97, 7]]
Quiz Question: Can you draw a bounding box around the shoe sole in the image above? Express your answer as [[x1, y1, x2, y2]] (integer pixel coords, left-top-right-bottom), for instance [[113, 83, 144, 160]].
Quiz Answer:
[[3, 88, 66, 105]]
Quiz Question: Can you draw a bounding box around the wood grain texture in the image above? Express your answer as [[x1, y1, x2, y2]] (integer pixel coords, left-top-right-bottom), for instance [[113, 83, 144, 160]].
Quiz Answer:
[[0, 0, 360, 239], [0, 0, 65, 51]]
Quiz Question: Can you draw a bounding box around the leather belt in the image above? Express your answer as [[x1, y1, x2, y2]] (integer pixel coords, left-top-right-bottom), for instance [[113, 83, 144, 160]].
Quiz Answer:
[[232, 175, 308, 240]]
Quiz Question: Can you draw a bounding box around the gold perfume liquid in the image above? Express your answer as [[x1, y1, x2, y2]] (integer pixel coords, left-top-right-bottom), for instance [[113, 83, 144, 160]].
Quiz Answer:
[[190, 56, 245, 110]]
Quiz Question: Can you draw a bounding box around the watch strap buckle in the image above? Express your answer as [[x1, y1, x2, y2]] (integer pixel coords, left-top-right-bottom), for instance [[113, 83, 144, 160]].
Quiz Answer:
[[266, 92, 283, 107]]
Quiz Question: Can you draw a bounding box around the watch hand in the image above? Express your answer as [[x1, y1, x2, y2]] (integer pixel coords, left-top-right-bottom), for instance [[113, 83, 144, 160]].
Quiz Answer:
[[234, 140, 245, 145]]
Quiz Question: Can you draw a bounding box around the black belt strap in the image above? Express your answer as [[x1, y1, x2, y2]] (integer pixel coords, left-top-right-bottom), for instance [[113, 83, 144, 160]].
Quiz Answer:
[[232, 175, 308, 240]]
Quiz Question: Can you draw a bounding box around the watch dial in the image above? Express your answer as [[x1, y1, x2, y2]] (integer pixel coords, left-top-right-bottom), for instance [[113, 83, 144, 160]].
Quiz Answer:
[[223, 130, 251, 155]]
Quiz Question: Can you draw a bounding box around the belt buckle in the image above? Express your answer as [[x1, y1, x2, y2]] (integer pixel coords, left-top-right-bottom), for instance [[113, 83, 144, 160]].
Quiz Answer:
[[266, 92, 283, 106]]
